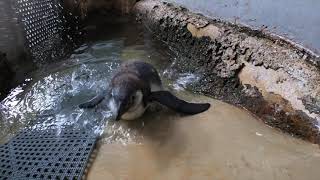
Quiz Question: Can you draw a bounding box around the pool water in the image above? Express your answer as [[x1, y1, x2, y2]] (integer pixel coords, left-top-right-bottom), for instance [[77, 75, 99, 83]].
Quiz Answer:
[[0, 20, 199, 144]]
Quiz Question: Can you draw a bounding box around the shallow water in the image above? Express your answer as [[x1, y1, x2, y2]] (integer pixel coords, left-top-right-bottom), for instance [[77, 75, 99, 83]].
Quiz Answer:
[[0, 23, 198, 144]]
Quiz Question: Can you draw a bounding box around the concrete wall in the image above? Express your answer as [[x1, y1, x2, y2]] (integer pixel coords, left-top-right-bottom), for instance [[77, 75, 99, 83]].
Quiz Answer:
[[0, 0, 26, 62], [0, 0, 35, 99], [134, 0, 320, 144], [165, 0, 320, 56]]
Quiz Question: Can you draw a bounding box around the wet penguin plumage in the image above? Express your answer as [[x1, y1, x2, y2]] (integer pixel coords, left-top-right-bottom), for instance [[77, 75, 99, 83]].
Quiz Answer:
[[79, 61, 210, 120]]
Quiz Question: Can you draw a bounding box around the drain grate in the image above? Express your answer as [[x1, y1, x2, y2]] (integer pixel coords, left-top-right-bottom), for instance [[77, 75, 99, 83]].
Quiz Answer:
[[0, 128, 97, 180]]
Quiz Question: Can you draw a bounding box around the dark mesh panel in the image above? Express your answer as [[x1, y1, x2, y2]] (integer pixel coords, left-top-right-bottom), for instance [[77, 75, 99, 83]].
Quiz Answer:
[[0, 128, 97, 180]]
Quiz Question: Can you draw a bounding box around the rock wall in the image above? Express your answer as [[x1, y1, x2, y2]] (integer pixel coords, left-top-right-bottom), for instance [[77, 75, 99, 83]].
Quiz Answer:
[[133, 0, 320, 144]]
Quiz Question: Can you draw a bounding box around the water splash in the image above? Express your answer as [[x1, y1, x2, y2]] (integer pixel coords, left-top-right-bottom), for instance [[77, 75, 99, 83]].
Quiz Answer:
[[0, 40, 124, 141], [0, 37, 201, 144], [172, 73, 200, 91]]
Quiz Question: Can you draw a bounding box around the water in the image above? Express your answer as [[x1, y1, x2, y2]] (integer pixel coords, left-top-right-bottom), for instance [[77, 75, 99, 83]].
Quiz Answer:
[[0, 23, 200, 144]]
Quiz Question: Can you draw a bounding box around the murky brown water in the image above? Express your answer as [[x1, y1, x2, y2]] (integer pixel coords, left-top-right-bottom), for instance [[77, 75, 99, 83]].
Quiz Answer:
[[88, 93, 320, 180]]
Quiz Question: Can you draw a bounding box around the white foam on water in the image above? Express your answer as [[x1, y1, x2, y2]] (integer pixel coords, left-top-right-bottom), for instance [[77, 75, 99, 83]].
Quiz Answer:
[[0, 40, 126, 140], [173, 73, 200, 91]]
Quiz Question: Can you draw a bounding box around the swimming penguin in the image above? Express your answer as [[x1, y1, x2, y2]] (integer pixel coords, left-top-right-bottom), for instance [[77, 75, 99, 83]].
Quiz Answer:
[[79, 61, 210, 120]]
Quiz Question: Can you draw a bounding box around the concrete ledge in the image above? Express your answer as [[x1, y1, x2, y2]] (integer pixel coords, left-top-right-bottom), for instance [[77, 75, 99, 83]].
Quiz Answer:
[[133, 0, 320, 144]]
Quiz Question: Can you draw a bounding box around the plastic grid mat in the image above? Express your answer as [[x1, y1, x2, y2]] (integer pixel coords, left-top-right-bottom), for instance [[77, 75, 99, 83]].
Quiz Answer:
[[0, 128, 97, 180]]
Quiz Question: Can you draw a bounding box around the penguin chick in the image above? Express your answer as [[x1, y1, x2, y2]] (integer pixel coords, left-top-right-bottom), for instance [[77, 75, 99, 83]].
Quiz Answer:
[[79, 61, 210, 120]]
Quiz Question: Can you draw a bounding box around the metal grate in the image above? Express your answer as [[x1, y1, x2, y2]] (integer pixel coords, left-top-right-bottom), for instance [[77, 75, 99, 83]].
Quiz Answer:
[[14, 0, 69, 63], [17, 0, 62, 49], [0, 128, 97, 180]]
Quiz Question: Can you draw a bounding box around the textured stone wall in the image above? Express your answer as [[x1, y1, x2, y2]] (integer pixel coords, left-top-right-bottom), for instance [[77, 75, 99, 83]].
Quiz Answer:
[[133, 0, 320, 144]]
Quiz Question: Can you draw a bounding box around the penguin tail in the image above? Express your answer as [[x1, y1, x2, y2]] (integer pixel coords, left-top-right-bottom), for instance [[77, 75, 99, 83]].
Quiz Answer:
[[148, 91, 210, 115]]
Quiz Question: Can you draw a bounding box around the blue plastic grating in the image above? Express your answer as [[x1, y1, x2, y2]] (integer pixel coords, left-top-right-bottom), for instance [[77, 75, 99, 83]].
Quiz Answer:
[[0, 128, 97, 180]]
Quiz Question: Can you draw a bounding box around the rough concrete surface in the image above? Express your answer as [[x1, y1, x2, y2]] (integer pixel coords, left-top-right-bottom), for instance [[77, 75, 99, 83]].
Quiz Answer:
[[165, 0, 320, 56], [133, 0, 320, 144]]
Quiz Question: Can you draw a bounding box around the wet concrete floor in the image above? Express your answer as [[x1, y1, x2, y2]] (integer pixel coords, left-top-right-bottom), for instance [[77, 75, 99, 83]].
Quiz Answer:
[[87, 92, 320, 180]]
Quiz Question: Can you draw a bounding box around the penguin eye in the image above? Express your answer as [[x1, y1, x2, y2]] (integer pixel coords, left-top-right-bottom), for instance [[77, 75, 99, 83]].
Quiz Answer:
[[130, 95, 135, 103]]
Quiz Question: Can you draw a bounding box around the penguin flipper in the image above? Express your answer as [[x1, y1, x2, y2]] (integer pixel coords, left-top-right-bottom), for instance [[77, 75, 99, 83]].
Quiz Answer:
[[79, 91, 107, 109], [148, 91, 210, 115]]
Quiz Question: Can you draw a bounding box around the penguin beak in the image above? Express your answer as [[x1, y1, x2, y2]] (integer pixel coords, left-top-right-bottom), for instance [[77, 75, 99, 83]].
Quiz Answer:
[[116, 102, 125, 121]]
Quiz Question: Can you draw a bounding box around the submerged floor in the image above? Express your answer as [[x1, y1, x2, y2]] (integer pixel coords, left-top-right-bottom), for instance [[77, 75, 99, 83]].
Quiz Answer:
[[88, 93, 320, 180]]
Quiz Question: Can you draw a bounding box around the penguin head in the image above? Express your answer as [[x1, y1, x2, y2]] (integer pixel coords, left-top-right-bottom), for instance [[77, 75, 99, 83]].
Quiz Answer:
[[110, 84, 144, 121]]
